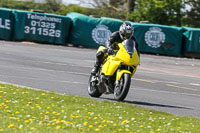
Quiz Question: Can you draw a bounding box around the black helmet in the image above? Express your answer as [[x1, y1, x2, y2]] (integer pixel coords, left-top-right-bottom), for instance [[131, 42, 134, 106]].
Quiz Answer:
[[119, 22, 134, 40]]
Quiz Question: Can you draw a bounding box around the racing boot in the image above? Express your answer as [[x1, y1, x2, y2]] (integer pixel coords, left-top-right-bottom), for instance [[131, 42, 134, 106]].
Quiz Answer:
[[91, 62, 101, 76], [91, 50, 105, 76]]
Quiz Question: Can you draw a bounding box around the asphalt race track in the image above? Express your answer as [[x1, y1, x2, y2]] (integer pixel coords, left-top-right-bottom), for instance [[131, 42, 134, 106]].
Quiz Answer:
[[0, 40, 200, 119]]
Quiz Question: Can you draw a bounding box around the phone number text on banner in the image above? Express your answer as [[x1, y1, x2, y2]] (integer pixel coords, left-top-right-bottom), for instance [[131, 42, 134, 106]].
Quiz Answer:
[[24, 13, 62, 38]]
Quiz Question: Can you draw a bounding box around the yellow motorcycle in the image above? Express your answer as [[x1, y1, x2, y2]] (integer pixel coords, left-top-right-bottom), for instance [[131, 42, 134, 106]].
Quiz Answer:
[[88, 39, 140, 101]]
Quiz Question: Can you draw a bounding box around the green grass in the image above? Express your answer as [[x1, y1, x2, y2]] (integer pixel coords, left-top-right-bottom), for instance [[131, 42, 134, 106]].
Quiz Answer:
[[0, 83, 200, 133]]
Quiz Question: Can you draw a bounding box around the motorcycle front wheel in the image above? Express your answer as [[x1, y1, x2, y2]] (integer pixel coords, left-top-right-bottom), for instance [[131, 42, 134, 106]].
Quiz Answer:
[[88, 74, 102, 97], [114, 73, 131, 101]]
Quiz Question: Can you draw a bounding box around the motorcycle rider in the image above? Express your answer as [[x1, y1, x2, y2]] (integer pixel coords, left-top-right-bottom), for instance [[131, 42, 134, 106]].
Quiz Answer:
[[91, 22, 140, 76]]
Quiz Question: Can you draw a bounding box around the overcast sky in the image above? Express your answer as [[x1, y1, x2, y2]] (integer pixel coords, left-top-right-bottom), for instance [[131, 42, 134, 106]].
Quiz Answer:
[[62, 0, 92, 7], [63, 0, 79, 4], [33, 0, 92, 7]]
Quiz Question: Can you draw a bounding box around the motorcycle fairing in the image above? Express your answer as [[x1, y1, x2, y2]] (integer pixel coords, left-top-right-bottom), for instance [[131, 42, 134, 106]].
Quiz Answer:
[[116, 43, 140, 66], [102, 41, 140, 76], [102, 58, 121, 76]]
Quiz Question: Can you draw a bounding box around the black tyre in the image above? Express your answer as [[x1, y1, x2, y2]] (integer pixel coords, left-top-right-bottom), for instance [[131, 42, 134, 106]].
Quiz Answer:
[[114, 73, 131, 101], [88, 74, 102, 97]]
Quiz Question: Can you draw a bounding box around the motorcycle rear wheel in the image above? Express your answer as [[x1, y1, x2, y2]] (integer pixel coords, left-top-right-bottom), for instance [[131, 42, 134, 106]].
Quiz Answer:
[[114, 73, 131, 101], [88, 74, 102, 97]]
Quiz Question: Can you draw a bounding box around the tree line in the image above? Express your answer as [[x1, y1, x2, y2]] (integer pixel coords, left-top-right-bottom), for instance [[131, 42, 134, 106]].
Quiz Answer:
[[0, 0, 199, 28]]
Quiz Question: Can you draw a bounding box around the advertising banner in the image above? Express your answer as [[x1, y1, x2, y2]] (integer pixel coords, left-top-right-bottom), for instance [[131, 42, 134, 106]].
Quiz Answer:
[[128, 22, 183, 56], [13, 10, 71, 44], [0, 8, 14, 41], [67, 12, 123, 48], [183, 27, 200, 57]]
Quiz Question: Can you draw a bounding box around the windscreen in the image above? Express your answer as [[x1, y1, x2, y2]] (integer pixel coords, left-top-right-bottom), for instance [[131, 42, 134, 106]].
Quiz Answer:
[[123, 39, 135, 57]]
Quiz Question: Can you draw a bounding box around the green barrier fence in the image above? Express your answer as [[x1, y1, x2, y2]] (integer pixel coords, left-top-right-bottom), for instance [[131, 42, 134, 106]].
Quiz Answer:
[[128, 22, 183, 57], [0, 8, 14, 41], [13, 10, 71, 45], [1, 7, 200, 58], [67, 12, 123, 48], [182, 27, 200, 58]]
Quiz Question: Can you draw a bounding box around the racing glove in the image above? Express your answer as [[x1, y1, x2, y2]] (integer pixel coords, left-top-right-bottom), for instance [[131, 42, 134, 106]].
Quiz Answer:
[[107, 48, 114, 55]]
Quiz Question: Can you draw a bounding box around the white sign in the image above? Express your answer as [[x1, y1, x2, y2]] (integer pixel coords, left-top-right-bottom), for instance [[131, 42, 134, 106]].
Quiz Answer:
[[24, 14, 62, 38], [27, 13, 62, 23], [0, 18, 10, 30], [24, 20, 61, 38], [145, 27, 165, 48], [92, 25, 112, 45]]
